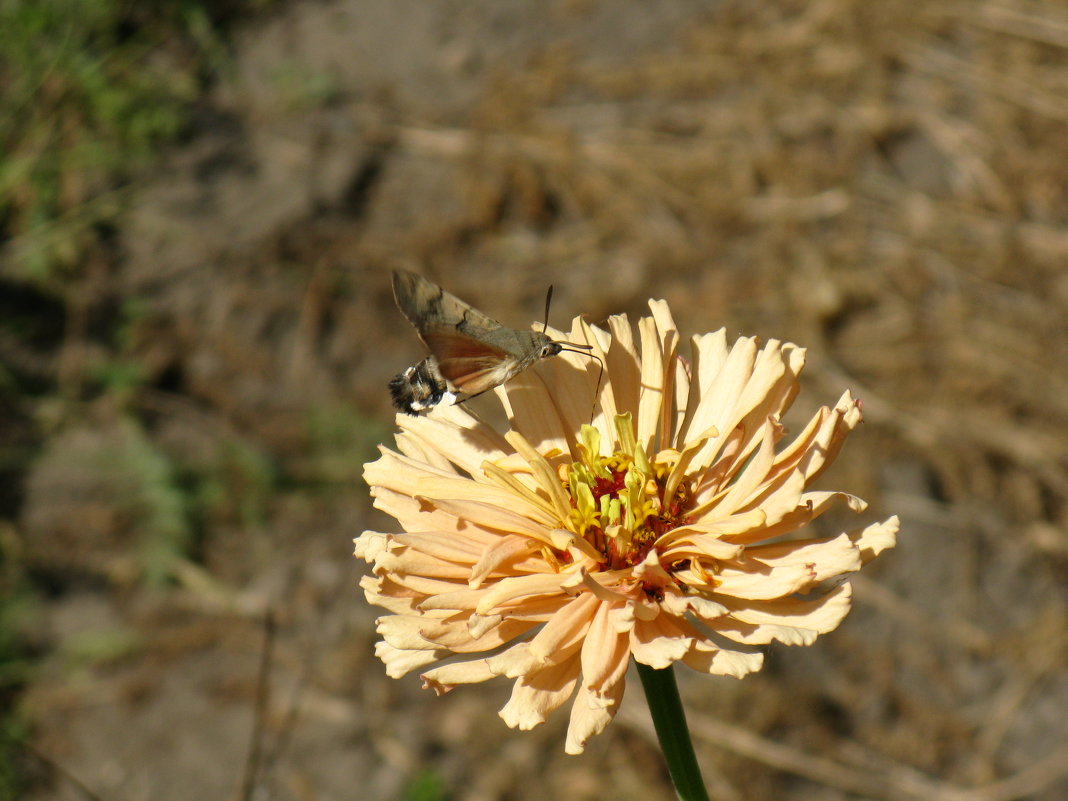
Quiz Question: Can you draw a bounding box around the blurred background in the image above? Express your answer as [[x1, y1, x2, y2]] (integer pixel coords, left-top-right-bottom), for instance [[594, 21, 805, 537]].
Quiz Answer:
[[2, 1, 1068, 799]]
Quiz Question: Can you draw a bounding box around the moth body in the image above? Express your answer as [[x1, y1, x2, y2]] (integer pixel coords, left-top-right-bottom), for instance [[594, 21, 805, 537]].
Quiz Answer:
[[388, 357, 456, 415], [389, 270, 573, 415]]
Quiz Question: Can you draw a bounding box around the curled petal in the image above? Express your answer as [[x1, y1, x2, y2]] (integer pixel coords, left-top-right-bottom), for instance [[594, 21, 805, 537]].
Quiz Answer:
[[565, 677, 626, 755], [852, 516, 899, 562], [469, 535, 540, 588], [375, 641, 449, 679], [397, 411, 511, 476], [713, 584, 854, 645], [682, 641, 765, 678], [528, 593, 600, 662], [630, 613, 697, 668], [500, 652, 582, 731], [713, 561, 818, 600], [744, 533, 863, 583], [580, 602, 631, 692], [421, 658, 498, 693]]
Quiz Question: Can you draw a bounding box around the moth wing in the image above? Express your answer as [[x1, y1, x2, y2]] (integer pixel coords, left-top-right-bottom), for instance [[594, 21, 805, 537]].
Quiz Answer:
[[422, 329, 519, 398], [392, 269, 509, 342], [391, 270, 550, 400]]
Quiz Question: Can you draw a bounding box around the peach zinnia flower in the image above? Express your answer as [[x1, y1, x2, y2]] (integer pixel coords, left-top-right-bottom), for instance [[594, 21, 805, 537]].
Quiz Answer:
[[356, 300, 897, 754]]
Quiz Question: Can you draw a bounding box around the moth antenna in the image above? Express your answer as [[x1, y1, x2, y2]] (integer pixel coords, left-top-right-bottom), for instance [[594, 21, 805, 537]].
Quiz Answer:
[[558, 344, 604, 424], [587, 352, 605, 423], [541, 285, 554, 335]]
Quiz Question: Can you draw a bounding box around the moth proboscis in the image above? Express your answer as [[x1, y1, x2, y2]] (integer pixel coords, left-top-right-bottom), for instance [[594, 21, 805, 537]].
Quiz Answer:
[[388, 269, 599, 415]]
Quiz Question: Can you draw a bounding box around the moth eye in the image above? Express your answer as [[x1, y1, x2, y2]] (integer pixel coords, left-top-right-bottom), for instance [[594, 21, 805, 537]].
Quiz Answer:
[[542, 343, 563, 358]]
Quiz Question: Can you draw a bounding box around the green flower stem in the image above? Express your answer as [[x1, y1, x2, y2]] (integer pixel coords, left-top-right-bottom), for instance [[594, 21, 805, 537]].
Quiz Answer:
[[637, 662, 711, 801]]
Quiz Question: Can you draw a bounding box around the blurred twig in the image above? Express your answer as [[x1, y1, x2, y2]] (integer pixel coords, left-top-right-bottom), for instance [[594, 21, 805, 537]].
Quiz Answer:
[[235, 610, 276, 801], [966, 2, 1068, 50], [902, 43, 1068, 123], [850, 574, 993, 654], [20, 742, 107, 801]]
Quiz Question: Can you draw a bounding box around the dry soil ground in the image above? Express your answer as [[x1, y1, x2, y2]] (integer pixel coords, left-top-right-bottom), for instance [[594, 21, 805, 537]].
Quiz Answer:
[[8, 1, 1068, 800]]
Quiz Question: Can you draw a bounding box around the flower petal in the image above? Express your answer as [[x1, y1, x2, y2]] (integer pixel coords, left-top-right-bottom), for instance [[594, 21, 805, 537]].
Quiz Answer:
[[376, 641, 448, 678], [852, 516, 899, 562], [397, 411, 511, 476], [630, 612, 696, 668], [474, 573, 570, 615], [564, 676, 625, 755], [469, 535, 541, 587], [713, 560, 817, 600], [713, 584, 854, 645], [527, 592, 600, 662], [600, 314, 642, 448], [649, 299, 682, 449], [681, 640, 764, 678], [676, 329, 729, 447], [500, 652, 582, 731], [414, 476, 558, 527], [744, 533, 863, 582], [580, 602, 631, 692], [421, 657, 498, 692], [498, 369, 570, 457], [636, 314, 667, 453], [413, 496, 561, 549]]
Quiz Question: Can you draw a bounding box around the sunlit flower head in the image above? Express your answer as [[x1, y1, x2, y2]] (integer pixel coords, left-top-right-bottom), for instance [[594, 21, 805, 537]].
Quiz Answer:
[[356, 300, 897, 754]]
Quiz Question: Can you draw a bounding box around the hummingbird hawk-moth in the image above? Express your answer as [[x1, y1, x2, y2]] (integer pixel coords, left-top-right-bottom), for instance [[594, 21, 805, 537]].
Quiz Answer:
[[389, 270, 593, 415]]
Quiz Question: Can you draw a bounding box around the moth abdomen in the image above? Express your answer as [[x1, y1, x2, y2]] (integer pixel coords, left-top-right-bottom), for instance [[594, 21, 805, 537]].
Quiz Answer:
[[389, 357, 455, 415]]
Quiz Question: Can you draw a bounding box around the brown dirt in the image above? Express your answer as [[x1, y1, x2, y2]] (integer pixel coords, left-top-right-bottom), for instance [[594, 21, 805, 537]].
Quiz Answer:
[[11, 1, 1068, 799]]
